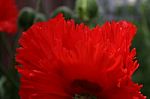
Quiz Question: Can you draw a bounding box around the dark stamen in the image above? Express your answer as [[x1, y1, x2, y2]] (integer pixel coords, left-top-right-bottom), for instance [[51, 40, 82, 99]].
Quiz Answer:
[[73, 94, 97, 99], [71, 79, 101, 93]]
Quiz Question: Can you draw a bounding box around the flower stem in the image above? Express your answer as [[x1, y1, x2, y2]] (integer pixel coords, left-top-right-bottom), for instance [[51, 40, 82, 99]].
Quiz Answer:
[[0, 33, 13, 58], [0, 62, 18, 89], [12, 29, 23, 52], [34, 0, 42, 23], [0, 32, 18, 88]]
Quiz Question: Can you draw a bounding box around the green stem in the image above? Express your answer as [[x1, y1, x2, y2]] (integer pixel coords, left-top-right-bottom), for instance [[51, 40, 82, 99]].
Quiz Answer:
[[0, 33, 13, 58], [12, 29, 23, 52], [0, 32, 18, 88], [35, 0, 42, 12], [0, 32, 15, 72], [34, 0, 42, 23], [0, 62, 18, 89]]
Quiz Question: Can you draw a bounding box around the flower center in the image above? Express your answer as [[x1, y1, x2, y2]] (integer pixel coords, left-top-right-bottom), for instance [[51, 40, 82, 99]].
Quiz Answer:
[[71, 79, 101, 99], [73, 94, 97, 99]]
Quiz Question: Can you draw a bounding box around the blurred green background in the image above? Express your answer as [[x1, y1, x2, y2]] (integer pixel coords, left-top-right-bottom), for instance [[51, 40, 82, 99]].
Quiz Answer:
[[0, 0, 150, 99]]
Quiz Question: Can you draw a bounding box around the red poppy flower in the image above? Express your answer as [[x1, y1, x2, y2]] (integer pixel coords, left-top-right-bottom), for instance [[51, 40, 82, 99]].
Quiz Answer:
[[0, 0, 18, 34], [16, 14, 146, 99]]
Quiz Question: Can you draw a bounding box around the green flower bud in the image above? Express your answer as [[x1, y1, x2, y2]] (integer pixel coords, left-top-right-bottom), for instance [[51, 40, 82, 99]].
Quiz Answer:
[[34, 13, 46, 23], [50, 6, 73, 20], [18, 7, 36, 30], [75, 0, 98, 21]]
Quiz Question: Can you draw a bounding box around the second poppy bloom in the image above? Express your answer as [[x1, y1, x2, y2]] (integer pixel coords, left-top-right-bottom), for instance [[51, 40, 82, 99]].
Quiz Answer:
[[0, 0, 18, 34]]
